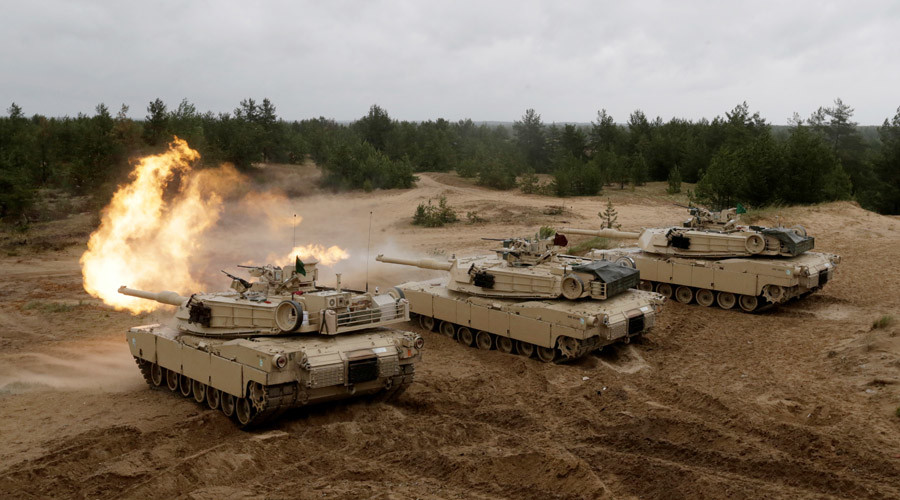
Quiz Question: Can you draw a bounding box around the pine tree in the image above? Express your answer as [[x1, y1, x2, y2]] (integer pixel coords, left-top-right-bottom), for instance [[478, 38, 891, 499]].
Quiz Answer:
[[667, 165, 682, 194], [599, 199, 621, 229]]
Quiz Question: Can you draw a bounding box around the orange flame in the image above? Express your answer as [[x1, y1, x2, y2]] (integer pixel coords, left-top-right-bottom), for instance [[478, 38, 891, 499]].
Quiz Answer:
[[81, 138, 350, 313], [80, 139, 227, 313], [285, 244, 350, 266]]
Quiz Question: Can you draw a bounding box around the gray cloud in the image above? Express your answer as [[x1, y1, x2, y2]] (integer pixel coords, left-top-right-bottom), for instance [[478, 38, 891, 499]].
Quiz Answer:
[[2, 0, 898, 124]]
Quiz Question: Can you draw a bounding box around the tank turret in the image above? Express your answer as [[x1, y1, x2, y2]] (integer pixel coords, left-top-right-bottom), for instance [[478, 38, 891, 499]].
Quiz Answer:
[[119, 261, 410, 337], [562, 221, 814, 258], [121, 259, 422, 428], [377, 234, 640, 301]]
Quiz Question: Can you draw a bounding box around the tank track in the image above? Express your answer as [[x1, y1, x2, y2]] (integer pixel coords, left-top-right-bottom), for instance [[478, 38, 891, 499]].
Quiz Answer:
[[372, 365, 415, 402], [639, 280, 784, 313], [415, 314, 618, 364], [132, 356, 411, 429], [135, 358, 156, 386]]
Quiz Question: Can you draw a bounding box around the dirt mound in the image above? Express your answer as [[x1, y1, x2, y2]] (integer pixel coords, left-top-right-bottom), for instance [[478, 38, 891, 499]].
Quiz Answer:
[[2, 174, 899, 498]]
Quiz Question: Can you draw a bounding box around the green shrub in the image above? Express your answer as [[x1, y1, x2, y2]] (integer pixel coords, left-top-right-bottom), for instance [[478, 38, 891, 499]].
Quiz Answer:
[[476, 162, 518, 190], [538, 226, 556, 239], [412, 196, 457, 227], [872, 315, 894, 330], [466, 211, 485, 224]]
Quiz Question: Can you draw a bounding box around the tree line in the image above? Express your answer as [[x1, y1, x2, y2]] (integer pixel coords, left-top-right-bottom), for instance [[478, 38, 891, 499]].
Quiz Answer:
[[1, 97, 898, 223]]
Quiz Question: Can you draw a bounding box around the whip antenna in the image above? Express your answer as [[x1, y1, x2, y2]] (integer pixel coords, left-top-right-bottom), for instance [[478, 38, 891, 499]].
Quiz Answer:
[[366, 210, 373, 292], [292, 214, 297, 252]]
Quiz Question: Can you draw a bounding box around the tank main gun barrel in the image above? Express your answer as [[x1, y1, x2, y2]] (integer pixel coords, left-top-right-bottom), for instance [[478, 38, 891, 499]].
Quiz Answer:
[[376, 254, 454, 271], [560, 228, 641, 239], [118, 286, 188, 306]]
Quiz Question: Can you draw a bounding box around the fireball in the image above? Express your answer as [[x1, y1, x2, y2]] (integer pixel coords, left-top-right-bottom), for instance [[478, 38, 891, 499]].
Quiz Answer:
[[80, 138, 350, 313]]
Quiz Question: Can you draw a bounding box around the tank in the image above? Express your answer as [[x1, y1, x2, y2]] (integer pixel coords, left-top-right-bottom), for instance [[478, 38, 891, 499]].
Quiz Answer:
[[376, 235, 641, 301], [375, 235, 665, 363], [561, 207, 840, 313], [121, 260, 423, 428]]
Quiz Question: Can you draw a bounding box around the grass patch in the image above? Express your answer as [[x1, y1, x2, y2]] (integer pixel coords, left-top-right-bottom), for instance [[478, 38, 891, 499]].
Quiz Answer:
[[542, 205, 567, 216], [567, 237, 612, 255], [465, 211, 486, 224], [23, 300, 86, 313], [896, 406, 900, 419], [872, 315, 894, 330], [742, 204, 788, 225]]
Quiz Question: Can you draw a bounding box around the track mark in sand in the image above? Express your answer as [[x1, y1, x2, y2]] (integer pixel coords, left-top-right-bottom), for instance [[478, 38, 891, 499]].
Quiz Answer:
[[573, 418, 900, 500], [0, 341, 139, 394], [596, 344, 651, 374]]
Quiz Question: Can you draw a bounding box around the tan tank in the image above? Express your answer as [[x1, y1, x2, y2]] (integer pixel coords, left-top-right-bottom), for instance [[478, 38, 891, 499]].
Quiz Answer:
[[376, 235, 640, 300], [376, 235, 665, 363], [121, 260, 423, 428], [562, 207, 840, 312]]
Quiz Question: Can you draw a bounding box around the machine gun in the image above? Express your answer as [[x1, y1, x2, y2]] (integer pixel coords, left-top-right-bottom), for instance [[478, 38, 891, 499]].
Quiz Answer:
[[221, 270, 252, 292]]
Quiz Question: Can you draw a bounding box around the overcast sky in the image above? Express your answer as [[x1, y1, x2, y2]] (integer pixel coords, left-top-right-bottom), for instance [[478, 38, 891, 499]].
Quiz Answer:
[[3, 0, 898, 125]]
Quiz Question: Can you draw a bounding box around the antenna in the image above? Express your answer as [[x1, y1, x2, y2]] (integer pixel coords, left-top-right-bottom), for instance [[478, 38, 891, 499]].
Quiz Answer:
[[365, 211, 373, 292], [292, 214, 297, 252]]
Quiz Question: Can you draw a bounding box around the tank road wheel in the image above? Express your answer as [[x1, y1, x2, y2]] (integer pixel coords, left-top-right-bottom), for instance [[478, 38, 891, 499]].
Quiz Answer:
[[516, 340, 535, 358], [457, 327, 475, 346], [739, 295, 759, 313], [235, 397, 255, 427], [496, 336, 514, 354], [165, 369, 179, 391], [745, 234, 766, 254], [475, 331, 493, 350], [638, 280, 654, 292], [762, 284, 784, 303], [536, 346, 558, 363], [716, 292, 737, 310], [791, 225, 807, 237], [561, 274, 585, 300], [656, 283, 673, 299], [150, 363, 164, 387], [419, 315, 435, 331], [439, 321, 456, 338], [695, 289, 715, 307], [220, 394, 236, 417], [675, 286, 694, 304], [192, 380, 206, 404], [179, 374, 193, 397], [206, 387, 221, 410]]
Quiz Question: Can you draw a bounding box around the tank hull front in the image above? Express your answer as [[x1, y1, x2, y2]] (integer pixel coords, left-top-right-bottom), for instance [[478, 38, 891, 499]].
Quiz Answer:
[[127, 324, 421, 428], [397, 279, 664, 362], [589, 247, 839, 312]]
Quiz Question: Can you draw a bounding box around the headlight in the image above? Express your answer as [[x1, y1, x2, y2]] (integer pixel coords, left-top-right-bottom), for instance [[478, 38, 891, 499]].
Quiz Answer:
[[273, 354, 287, 369], [598, 314, 609, 325], [414, 336, 425, 349]]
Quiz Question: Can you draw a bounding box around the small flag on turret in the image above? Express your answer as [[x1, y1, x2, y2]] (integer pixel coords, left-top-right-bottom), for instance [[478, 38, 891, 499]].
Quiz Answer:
[[295, 256, 306, 276], [736, 203, 747, 214]]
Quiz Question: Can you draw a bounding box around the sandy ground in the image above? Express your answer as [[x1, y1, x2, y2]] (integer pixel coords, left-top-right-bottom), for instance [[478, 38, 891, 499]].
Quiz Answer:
[[1, 168, 899, 499]]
